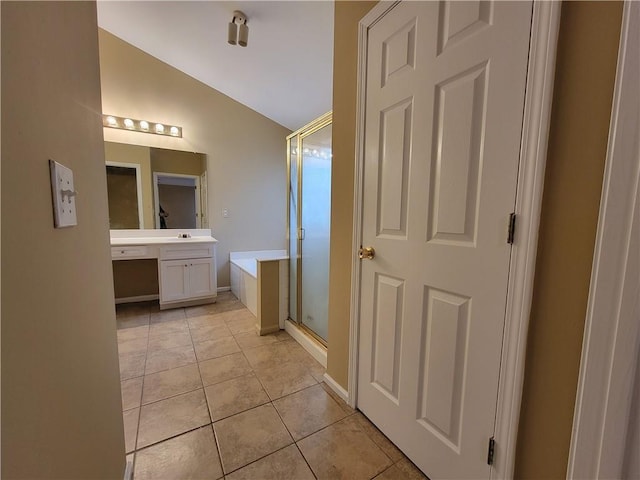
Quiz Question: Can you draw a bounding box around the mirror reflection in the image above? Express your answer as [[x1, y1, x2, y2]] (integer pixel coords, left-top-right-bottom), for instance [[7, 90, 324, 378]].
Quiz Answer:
[[104, 141, 207, 230]]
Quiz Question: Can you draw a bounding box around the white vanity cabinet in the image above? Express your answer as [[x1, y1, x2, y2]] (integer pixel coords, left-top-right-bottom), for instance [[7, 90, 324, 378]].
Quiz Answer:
[[159, 244, 217, 308], [110, 230, 218, 310]]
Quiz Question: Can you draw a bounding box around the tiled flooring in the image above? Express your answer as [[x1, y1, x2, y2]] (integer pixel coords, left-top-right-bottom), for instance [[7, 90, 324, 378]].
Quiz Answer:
[[117, 292, 426, 479]]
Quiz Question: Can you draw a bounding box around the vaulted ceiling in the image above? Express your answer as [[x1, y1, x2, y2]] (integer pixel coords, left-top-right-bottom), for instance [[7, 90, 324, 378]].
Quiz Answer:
[[97, 1, 335, 131]]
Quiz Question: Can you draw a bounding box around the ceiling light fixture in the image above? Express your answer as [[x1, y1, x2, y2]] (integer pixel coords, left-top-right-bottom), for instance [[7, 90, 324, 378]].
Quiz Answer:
[[102, 114, 182, 138], [228, 10, 248, 47]]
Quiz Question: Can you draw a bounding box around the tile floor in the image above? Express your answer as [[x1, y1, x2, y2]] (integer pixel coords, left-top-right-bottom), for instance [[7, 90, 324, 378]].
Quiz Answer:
[[117, 291, 426, 479]]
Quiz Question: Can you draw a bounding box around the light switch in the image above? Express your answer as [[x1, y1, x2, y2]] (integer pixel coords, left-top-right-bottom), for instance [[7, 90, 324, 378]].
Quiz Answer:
[[223, 208, 229, 218], [49, 159, 78, 228]]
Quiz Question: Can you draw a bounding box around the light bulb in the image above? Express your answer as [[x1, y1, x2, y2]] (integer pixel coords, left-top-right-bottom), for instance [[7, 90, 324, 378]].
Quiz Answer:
[[170, 126, 179, 136], [124, 118, 134, 128], [155, 123, 165, 134], [228, 21, 238, 45], [238, 23, 249, 47], [139, 120, 149, 130], [106, 116, 117, 126]]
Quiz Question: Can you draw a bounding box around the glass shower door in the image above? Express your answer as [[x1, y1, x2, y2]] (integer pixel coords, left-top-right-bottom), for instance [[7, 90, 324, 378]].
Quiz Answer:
[[299, 123, 332, 342]]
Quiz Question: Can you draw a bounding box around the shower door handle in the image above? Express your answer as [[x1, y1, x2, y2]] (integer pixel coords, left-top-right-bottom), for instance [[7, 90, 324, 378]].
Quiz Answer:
[[298, 228, 305, 240]]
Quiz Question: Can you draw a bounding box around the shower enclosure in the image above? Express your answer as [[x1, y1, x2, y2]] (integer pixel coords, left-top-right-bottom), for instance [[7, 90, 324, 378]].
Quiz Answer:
[[287, 112, 332, 345]]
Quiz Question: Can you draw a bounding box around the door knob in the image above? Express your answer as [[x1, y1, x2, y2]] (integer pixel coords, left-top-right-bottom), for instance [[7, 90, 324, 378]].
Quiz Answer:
[[359, 246, 375, 260]]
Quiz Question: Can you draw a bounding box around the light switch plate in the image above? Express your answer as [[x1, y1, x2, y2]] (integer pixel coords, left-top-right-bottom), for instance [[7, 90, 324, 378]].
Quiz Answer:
[[49, 159, 78, 228]]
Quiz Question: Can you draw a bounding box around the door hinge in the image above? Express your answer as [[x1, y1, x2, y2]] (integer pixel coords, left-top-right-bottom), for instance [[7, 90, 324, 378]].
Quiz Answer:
[[487, 436, 496, 466], [507, 213, 516, 244]]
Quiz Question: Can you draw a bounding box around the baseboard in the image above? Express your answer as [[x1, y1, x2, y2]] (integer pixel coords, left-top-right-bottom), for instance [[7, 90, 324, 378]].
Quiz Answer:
[[284, 320, 327, 367], [323, 373, 350, 404], [123, 458, 133, 480], [159, 296, 216, 310], [257, 324, 280, 336], [217, 286, 231, 292], [115, 294, 159, 305]]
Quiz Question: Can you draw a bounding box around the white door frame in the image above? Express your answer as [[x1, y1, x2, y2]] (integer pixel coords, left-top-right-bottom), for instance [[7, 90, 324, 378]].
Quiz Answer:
[[348, 2, 562, 478], [567, 2, 639, 478], [105, 161, 144, 229], [153, 171, 202, 228]]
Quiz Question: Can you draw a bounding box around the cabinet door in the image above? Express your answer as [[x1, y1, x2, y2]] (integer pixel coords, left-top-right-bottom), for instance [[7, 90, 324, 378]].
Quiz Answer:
[[188, 258, 216, 298], [160, 260, 190, 302]]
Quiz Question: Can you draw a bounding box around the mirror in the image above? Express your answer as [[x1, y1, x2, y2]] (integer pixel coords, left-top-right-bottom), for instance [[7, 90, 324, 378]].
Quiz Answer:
[[104, 141, 207, 229]]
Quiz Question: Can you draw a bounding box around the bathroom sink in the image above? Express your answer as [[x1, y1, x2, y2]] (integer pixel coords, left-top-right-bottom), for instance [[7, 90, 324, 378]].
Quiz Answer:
[[158, 236, 212, 243]]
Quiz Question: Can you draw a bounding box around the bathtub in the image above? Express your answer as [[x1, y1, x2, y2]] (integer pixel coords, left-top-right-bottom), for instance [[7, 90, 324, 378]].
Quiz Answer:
[[230, 250, 288, 331]]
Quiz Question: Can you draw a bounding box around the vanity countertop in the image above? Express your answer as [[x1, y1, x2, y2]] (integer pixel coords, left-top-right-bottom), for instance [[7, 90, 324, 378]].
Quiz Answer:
[[110, 236, 218, 246], [110, 229, 218, 247]]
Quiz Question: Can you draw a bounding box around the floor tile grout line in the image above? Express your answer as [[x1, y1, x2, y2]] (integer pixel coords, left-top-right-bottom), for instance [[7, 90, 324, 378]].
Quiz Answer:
[[209, 420, 227, 477], [355, 410, 405, 464], [265, 381, 359, 479], [199, 352, 256, 388], [287, 406, 357, 444], [206, 367, 319, 474], [220, 441, 302, 478], [130, 403, 364, 476], [253, 367, 348, 447], [139, 383, 205, 409], [251, 349, 321, 403], [120, 295, 354, 477], [289, 410, 398, 480], [293, 442, 318, 480], [133, 421, 214, 455], [132, 310, 152, 455], [209, 396, 272, 424], [267, 395, 315, 478], [187, 308, 226, 473]]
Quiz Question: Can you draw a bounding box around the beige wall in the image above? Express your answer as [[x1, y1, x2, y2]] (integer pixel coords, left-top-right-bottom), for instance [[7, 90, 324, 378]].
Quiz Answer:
[[327, 0, 622, 477], [326, 0, 377, 388], [150, 147, 205, 177], [104, 141, 154, 228], [113, 259, 158, 298], [515, 2, 623, 477], [99, 30, 290, 287], [1, 2, 125, 477]]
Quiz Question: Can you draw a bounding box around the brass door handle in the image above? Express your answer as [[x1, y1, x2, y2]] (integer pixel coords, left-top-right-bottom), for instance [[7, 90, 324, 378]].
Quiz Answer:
[[359, 246, 375, 260]]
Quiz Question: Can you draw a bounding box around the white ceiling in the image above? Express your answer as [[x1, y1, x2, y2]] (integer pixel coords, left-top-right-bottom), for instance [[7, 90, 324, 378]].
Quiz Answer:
[[97, 1, 335, 131]]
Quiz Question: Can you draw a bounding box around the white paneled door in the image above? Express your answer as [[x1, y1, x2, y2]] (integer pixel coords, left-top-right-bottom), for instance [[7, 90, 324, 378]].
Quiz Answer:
[[357, 1, 533, 478]]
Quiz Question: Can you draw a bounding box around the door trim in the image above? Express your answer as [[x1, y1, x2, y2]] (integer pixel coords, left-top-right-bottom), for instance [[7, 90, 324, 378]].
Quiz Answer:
[[348, 2, 562, 478], [567, 2, 640, 477]]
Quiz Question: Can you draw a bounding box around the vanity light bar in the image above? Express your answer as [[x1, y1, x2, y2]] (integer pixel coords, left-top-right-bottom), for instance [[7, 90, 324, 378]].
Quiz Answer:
[[102, 115, 182, 138]]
